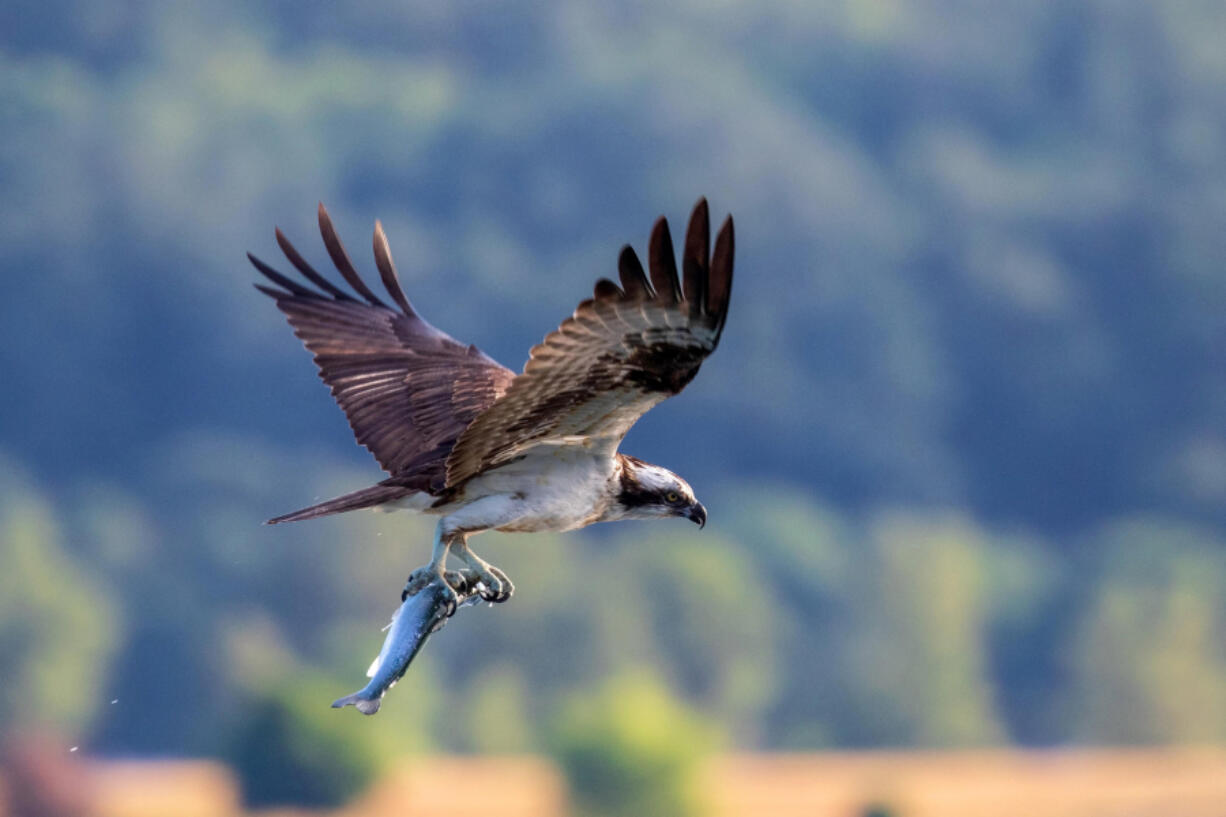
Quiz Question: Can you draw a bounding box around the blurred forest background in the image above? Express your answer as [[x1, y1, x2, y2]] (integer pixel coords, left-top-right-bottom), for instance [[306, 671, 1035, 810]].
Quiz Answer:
[[2, 0, 1225, 810]]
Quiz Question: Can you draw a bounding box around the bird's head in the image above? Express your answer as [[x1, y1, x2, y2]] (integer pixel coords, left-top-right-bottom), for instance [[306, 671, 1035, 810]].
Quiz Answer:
[[613, 456, 707, 527]]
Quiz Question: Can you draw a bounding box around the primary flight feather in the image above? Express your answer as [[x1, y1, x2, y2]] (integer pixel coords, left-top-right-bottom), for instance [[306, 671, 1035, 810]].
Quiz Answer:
[[251, 198, 734, 608]]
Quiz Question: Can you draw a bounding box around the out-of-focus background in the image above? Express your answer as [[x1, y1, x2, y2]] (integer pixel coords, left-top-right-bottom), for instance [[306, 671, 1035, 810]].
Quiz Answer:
[[2, 1, 1226, 815]]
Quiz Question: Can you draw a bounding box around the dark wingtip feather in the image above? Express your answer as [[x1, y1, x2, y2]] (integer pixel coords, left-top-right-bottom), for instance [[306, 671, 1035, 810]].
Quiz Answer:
[[682, 198, 710, 317], [648, 217, 681, 303], [318, 203, 388, 308], [617, 245, 654, 299], [275, 226, 355, 302], [373, 220, 417, 317], [593, 278, 623, 301], [708, 214, 734, 333], [248, 252, 317, 298]]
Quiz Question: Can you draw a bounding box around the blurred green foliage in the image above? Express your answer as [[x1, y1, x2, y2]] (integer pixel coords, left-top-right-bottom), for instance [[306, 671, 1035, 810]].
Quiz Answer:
[[226, 673, 383, 808], [2, 0, 1226, 809], [1065, 520, 1226, 743], [5, 449, 1225, 776], [550, 669, 719, 817], [835, 515, 1003, 746], [0, 460, 117, 737]]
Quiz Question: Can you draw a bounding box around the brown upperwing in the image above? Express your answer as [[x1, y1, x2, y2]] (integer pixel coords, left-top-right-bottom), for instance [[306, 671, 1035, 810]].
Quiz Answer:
[[250, 203, 516, 495], [444, 198, 734, 488]]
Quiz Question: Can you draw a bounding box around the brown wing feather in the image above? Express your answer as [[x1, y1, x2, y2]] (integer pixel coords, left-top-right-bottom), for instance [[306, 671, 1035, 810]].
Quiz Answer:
[[445, 199, 734, 487], [251, 209, 515, 494]]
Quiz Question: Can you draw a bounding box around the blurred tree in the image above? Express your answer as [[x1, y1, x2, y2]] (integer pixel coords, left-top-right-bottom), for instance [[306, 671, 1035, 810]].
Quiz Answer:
[[219, 586, 443, 808], [979, 531, 1067, 744], [1064, 518, 1226, 743], [458, 663, 535, 754], [714, 487, 851, 748], [224, 669, 429, 808], [610, 529, 778, 741], [549, 669, 719, 817], [833, 513, 1004, 746], [0, 460, 118, 738]]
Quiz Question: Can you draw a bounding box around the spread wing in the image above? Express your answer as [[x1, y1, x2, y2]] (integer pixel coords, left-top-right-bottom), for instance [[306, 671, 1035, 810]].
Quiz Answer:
[[445, 198, 734, 487], [250, 204, 516, 494]]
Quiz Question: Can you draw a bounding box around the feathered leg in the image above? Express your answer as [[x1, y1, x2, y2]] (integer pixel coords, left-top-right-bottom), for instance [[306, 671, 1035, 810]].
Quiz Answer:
[[403, 496, 521, 605], [402, 522, 460, 612]]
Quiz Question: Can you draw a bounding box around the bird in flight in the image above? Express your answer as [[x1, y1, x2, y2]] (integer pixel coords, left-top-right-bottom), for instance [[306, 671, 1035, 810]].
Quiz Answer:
[[250, 199, 734, 610]]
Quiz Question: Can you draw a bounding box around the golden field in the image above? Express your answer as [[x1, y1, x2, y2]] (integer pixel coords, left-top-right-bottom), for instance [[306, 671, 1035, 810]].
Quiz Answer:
[[10, 748, 1225, 817]]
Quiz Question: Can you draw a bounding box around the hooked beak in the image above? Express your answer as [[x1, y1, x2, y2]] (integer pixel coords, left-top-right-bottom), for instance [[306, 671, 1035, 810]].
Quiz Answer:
[[687, 501, 707, 529]]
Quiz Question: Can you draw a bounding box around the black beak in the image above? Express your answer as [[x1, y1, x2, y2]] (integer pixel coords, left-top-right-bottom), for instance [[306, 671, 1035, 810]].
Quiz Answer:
[[688, 502, 707, 529]]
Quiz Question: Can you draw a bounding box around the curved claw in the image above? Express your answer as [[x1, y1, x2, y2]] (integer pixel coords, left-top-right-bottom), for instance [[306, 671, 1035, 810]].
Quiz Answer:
[[439, 587, 458, 619], [478, 565, 514, 603], [443, 568, 482, 595]]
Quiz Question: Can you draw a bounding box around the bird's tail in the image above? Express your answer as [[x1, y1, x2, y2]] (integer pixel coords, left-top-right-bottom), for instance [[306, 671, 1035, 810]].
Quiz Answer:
[[266, 483, 415, 524]]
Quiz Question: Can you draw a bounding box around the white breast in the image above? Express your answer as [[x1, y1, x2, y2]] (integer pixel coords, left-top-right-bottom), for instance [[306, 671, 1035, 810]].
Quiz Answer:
[[461, 446, 616, 533]]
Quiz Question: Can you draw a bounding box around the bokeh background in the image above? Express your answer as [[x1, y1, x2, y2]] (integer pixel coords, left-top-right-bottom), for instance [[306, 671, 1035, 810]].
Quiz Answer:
[[2, 1, 1226, 815]]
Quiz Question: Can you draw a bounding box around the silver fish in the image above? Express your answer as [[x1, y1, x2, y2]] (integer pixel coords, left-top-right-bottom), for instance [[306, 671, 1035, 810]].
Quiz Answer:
[[332, 570, 485, 715]]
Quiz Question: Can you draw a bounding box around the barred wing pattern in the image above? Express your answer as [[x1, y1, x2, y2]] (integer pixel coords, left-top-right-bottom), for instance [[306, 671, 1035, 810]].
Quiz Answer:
[[250, 204, 515, 495], [446, 198, 734, 487]]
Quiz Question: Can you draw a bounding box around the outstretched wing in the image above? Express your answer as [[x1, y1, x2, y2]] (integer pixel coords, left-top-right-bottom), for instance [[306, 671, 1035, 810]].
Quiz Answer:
[[250, 204, 516, 494], [445, 198, 734, 487]]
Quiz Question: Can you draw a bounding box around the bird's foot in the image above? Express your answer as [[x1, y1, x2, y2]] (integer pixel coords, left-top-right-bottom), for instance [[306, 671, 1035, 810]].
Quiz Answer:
[[443, 568, 483, 597], [474, 564, 514, 603], [402, 562, 454, 608]]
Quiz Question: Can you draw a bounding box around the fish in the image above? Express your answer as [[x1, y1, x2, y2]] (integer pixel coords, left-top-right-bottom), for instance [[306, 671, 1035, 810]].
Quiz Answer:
[[332, 570, 486, 715]]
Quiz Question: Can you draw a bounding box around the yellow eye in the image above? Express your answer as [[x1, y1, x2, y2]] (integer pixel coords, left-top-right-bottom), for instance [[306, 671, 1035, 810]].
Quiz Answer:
[[665, 492, 679, 503]]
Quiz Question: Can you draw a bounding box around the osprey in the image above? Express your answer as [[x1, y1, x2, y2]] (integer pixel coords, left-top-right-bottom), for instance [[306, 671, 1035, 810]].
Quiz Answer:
[[250, 199, 734, 610]]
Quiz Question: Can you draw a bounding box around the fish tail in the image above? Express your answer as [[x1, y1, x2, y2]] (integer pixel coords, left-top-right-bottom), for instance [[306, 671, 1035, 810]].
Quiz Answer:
[[331, 692, 383, 715]]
